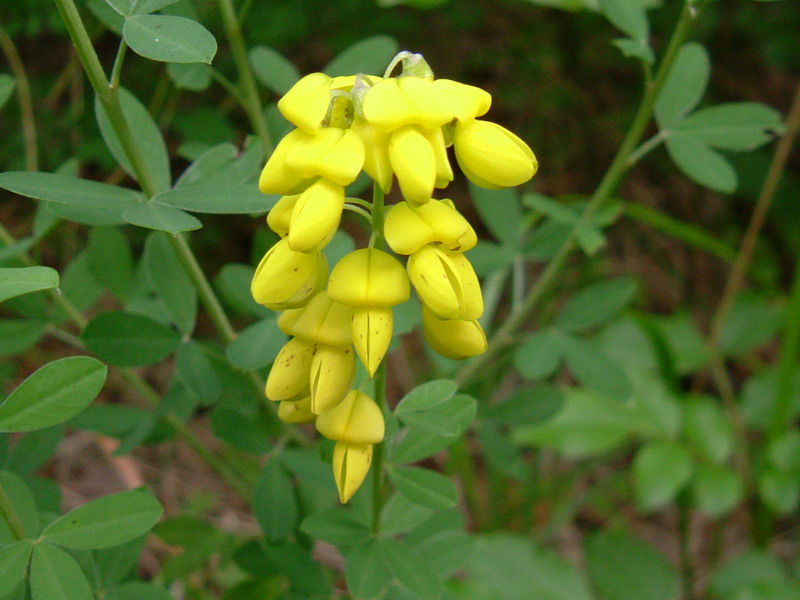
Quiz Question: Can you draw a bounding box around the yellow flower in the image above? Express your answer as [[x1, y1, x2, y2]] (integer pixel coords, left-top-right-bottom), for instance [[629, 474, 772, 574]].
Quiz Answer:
[[332, 441, 372, 503], [289, 291, 353, 348], [388, 125, 436, 205], [421, 305, 487, 359], [278, 72, 334, 134], [432, 79, 491, 122], [351, 115, 393, 194], [453, 119, 537, 189], [258, 129, 309, 196], [278, 396, 316, 424], [362, 76, 453, 131], [265, 337, 316, 401], [316, 390, 385, 444], [251, 238, 327, 310], [351, 307, 394, 376], [266, 193, 299, 238], [285, 127, 366, 186], [384, 200, 475, 255], [287, 178, 345, 253], [310, 345, 355, 414], [407, 244, 483, 320]]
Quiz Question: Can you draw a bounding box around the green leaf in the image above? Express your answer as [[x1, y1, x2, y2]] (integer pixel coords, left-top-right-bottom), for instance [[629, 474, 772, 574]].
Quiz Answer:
[[379, 538, 445, 599], [665, 133, 737, 193], [0, 171, 142, 209], [555, 277, 638, 332], [96, 87, 171, 194], [122, 202, 201, 233], [482, 384, 564, 426], [463, 533, 593, 600], [598, 0, 649, 41], [253, 457, 298, 541], [3, 425, 65, 474], [585, 530, 680, 600], [345, 539, 393, 599], [225, 318, 285, 370], [676, 102, 783, 151], [395, 379, 458, 414], [709, 550, 787, 600], [215, 264, 271, 318], [389, 466, 457, 509], [154, 185, 276, 214], [174, 143, 237, 188], [176, 342, 221, 404], [478, 423, 528, 480], [612, 38, 653, 64], [395, 393, 477, 437], [691, 463, 742, 518], [94, 535, 148, 588], [42, 489, 163, 549], [143, 233, 197, 334], [0, 267, 59, 303], [30, 542, 94, 600], [0, 357, 106, 432], [633, 440, 693, 511], [105, 0, 178, 17], [655, 43, 710, 128], [766, 430, 800, 471], [249, 46, 301, 95], [469, 184, 523, 246], [719, 296, 781, 356], [82, 311, 181, 367], [0, 472, 40, 542], [758, 468, 800, 515], [0, 73, 16, 110], [392, 427, 459, 464], [300, 509, 370, 550], [514, 330, 562, 380], [560, 335, 632, 400], [105, 582, 173, 600], [0, 541, 33, 598], [87, 227, 134, 299], [166, 62, 211, 91], [683, 397, 733, 463], [323, 35, 400, 77], [123, 15, 217, 64]]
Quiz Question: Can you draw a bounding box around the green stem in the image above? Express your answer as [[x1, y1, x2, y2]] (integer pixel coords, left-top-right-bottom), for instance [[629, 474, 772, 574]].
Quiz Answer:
[[625, 130, 666, 168], [0, 481, 27, 540], [109, 39, 127, 91], [213, 0, 272, 154], [772, 258, 800, 438], [456, 2, 700, 387], [0, 21, 39, 171]]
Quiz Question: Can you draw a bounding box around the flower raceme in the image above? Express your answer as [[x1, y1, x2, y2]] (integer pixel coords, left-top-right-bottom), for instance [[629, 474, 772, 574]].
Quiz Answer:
[[251, 51, 537, 503]]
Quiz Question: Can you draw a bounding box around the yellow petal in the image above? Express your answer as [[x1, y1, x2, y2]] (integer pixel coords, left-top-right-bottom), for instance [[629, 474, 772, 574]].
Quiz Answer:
[[389, 125, 436, 206], [251, 239, 328, 310], [411, 200, 470, 249], [332, 442, 373, 504], [265, 338, 316, 401], [288, 179, 345, 252], [291, 291, 353, 348], [421, 306, 487, 359], [384, 202, 436, 255], [448, 251, 483, 320], [453, 119, 537, 189], [285, 128, 365, 186], [278, 72, 333, 134], [310, 345, 355, 414], [278, 396, 316, 423], [258, 129, 309, 195], [351, 116, 393, 193], [266, 194, 300, 237], [352, 306, 393, 376], [362, 78, 414, 131], [407, 245, 464, 319], [327, 248, 410, 307], [316, 390, 384, 444], [441, 199, 477, 251], [277, 308, 302, 336], [432, 79, 491, 121], [420, 126, 454, 189], [399, 76, 455, 128]]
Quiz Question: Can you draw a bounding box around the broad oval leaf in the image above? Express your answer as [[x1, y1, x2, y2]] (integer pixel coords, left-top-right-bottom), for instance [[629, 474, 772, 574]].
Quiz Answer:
[[692, 463, 742, 518], [0, 541, 33, 598], [345, 539, 393, 599], [123, 15, 217, 64], [0, 171, 142, 209], [253, 457, 298, 541], [122, 202, 202, 234], [598, 0, 649, 41], [665, 133, 737, 193], [389, 466, 458, 510], [633, 440, 693, 511], [514, 330, 562, 380], [555, 277, 638, 332], [225, 317, 285, 370], [30, 542, 94, 600], [42, 489, 163, 549], [143, 233, 197, 334], [655, 43, 710, 128], [249, 46, 300, 95], [166, 62, 211, 91], [0, 267, 59, 304], [395, 379, 458, 414], [154, 185, 276, 214], [676, 102, 783, 151], [324, 35, 400, 77], [82, 311, 181, 367], [0, 356, 107, 432]]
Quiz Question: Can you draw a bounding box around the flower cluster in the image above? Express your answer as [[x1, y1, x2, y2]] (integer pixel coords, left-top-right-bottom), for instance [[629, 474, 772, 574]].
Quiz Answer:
[[251, 52, 537, 503]]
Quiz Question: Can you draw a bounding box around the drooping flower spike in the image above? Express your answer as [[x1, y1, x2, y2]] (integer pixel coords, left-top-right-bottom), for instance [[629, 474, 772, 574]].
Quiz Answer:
[[251, 51, 537, 503]]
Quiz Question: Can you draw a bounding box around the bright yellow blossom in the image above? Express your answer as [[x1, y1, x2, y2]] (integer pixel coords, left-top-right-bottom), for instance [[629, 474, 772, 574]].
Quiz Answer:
[[251, 238, 327, 310], [265, 337, 316, 401], [421, 306, 488, 359], [316, 390, 385, 444], [332, 442, 373, 503]]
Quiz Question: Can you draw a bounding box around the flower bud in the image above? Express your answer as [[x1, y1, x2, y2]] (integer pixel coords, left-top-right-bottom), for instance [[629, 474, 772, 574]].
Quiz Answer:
[[389, 125, 436, 206], [453, 119, 537, 189], [285, 128, 365, 186], [351, 116, 393, 193], [266, 194, 299, 238], [333, 442, 372, 503], [291, 291, 353, 348], [278, 396, 316, 424], [421, 126, 453, 189], [278, 72, 333, 134], [408, 244, 483, 320], [327, 249, 410, 308], [265, 338, 316, 401], [251, 239, 328, 310], [352, 306, 393, 376], [287, 179, 345, 253], [258, 129, 309, 195], [316, 390, 384, 444], [440, 199, 477, 251], [422, 306, 487, 359], [384, 202, 436, 255], [310, 345, 355, 414]]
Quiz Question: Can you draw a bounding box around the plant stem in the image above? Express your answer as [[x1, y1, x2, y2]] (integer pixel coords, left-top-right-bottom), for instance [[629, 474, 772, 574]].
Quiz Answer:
[[456, 2, 700, 387], [213, 0, 273, 154], [772, 257, 800, 438], [0, 481, 27, 540], [109, 39, 128, 91], [0, 21, 39, 171], [371, 181, 387, 534]]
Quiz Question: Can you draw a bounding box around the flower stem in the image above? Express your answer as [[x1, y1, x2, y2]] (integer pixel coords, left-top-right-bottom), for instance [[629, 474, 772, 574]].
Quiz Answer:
[[456, 2, 700, 387], [0, 21, 39, 171]]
